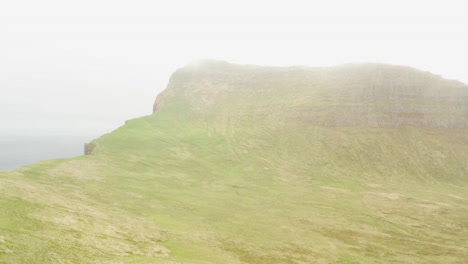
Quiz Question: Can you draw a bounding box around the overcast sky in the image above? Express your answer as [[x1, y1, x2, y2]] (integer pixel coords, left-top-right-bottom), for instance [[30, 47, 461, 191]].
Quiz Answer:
[[1, 0, 468, 136]]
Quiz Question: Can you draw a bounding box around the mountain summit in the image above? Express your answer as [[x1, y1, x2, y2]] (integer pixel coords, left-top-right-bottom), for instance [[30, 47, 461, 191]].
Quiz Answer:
[[1, 61, 467, 264], [154, 61, 468, 127]]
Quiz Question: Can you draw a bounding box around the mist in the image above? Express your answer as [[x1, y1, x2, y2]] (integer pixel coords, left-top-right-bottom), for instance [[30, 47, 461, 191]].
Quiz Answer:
[[1, 0, 467, 169]]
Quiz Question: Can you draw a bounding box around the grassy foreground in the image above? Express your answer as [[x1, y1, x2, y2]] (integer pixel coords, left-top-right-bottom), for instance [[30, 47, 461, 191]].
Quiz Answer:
[[1, 61, 467, 263]]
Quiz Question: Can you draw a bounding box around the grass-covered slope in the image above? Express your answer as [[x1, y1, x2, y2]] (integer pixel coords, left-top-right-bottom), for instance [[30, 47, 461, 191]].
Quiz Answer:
[[1, 61, 467, 264]]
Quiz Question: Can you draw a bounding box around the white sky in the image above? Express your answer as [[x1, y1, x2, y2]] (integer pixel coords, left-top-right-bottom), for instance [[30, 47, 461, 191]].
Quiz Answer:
[[1, 0, 468, 135]]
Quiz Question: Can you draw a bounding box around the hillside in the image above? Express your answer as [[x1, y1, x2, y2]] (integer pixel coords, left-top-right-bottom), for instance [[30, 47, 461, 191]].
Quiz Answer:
[[1, 61, 467, 264]]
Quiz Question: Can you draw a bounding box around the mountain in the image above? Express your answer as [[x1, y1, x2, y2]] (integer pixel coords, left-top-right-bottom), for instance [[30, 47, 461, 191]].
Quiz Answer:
[[1, 61, 467, 264]]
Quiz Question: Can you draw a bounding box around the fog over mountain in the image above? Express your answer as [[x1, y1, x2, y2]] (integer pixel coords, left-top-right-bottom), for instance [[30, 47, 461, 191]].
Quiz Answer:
[[1, 1, 467, 262], [1, 61, 467, 263], [1, 0, 468, 137]]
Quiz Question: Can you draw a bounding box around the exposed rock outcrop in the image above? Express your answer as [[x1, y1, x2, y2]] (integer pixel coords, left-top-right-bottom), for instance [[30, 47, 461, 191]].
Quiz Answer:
[[84, 142, 96, 155]]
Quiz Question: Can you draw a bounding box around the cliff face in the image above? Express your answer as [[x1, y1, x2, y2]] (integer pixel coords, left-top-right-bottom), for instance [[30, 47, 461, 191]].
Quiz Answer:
[[154, 61, 468, 128], [83, 142, 95, 155]]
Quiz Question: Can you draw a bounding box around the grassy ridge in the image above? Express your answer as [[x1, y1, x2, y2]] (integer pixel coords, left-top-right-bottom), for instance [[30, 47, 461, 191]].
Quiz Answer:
[[1, 61, 467, 263]]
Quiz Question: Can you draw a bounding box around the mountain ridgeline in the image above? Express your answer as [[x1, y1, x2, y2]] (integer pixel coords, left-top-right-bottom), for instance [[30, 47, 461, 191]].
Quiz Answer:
[[154, 61, 468, 128], [1, 61, 468, 264]]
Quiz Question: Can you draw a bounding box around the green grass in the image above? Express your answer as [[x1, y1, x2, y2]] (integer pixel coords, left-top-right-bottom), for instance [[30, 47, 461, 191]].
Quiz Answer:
[[1, 61, 467, 263]]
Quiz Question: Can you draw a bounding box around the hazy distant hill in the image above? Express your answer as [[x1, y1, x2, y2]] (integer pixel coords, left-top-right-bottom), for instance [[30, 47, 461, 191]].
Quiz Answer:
[[154, 61, 468, 127], [1, 61, 467, 264]]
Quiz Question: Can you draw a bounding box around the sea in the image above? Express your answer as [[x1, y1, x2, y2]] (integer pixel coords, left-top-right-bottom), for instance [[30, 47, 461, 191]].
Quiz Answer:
[[0, 132, 99, 172]]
